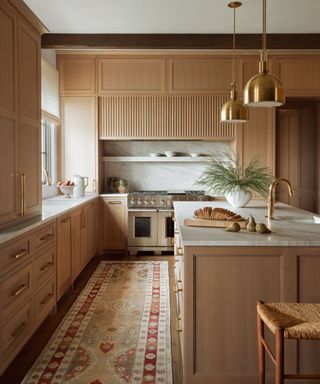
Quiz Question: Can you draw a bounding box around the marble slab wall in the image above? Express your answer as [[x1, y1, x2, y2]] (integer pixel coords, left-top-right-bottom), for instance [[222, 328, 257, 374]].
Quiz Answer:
[[103, 141, 230, 192]]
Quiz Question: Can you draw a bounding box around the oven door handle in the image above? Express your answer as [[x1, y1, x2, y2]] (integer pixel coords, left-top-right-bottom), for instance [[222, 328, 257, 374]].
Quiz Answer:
[[128, 209, 158, 212]]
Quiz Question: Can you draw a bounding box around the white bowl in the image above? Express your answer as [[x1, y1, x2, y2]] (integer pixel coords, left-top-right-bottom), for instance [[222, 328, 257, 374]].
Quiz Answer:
[[149, 153, 161, 157], [164, 151, 177, 157], [190, 153, 200, 157], [59, 185, 74, 198]]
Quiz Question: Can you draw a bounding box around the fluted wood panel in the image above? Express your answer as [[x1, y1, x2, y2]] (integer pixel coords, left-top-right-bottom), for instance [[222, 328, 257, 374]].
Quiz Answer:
[[99, 95, 235, 140]]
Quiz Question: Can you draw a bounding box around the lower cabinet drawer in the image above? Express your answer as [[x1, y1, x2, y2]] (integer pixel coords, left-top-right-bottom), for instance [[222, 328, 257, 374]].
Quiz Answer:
[[0, 263, 32, 322], [0, 235, 32, 277], [33, 278, 56, 329], [33, 246, 55, 290], [0, 299, 33, 375], [33, 222, 55, 254]]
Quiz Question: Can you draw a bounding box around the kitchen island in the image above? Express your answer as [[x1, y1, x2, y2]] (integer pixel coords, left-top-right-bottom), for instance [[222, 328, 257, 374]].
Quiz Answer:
[[173, 201, 320, 384]]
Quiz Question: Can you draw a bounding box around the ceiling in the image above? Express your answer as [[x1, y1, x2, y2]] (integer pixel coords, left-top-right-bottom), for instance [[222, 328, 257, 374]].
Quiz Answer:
[[25, 0, 320, 34]]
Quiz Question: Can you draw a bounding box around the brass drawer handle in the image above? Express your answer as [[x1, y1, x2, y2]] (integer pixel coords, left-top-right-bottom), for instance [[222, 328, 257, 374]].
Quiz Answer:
[[40, 262, 53, 272], [10, 321, 27, 339], [16, 172, 24, 216], [11, 248, 28, 259], [22, 173, 26, 216], [109, 201, 122, 204], [40, 233, 54, 241], [11, 283, 27, 297], [40, 293, 54, 306], [174, 288, 183, 293]]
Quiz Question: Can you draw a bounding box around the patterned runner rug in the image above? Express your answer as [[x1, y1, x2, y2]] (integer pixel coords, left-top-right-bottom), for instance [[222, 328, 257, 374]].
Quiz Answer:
[[23, 261, 172, 384]]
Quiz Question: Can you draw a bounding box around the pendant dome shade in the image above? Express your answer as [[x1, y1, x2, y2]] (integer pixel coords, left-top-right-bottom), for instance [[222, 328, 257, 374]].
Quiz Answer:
[[243, 60, 285, 107], [221, 86, 249, 123]]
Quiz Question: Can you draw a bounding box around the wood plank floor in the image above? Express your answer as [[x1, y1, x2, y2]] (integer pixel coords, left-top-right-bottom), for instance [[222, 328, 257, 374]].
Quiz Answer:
[[0, 255, 183, 384]]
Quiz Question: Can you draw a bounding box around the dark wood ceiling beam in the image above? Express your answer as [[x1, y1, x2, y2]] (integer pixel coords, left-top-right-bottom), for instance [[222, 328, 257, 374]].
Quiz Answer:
[[41, 33, 320, 50]]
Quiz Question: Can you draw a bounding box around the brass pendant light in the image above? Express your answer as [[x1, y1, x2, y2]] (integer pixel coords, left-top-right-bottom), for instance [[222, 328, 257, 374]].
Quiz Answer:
[[221, 2, 248, 123], [243, 0, 285, 107]]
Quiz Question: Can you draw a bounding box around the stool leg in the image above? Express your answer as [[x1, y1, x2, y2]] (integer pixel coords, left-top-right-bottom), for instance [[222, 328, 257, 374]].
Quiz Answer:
[[275, 328, 284, 384], [257, 312, 265, 384]]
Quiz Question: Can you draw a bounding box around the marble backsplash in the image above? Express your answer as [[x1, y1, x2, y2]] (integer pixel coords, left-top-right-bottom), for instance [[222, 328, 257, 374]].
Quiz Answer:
[[103, 141, 230, 192]]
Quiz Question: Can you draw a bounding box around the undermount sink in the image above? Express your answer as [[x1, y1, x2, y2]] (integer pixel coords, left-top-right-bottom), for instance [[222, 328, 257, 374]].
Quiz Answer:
[[286, 216, 320, 224]]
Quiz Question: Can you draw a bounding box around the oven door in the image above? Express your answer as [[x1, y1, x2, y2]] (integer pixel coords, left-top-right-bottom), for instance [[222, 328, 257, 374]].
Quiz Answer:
[[157, 210, 174, 247], [128, 210, 158, 247]]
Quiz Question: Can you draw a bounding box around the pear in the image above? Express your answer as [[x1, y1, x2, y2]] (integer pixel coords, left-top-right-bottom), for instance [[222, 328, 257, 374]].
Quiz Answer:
[[246, 215, 257, 232], [225, 222, 241, 232], [256, 223, 272, 234]]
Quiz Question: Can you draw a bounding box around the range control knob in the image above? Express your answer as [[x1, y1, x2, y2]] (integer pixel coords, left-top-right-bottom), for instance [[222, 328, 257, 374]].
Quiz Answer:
[[137, 198, 142, 206], [144, 198, 149, 205], [160, 199, 165, 206], [130, 199, 136, 206], [150, 198, 156, 205]]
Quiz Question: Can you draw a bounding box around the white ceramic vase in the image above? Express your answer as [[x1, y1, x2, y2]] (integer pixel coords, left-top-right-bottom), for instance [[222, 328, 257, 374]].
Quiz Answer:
[[225, 187, 252, 208]]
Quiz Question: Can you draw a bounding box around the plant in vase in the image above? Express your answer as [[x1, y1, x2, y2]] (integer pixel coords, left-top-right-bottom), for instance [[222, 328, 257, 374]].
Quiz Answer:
[[196, 151, 272, 208]]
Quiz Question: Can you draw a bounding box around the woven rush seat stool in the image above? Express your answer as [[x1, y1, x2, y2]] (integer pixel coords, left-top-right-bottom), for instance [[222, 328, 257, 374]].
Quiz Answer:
[[257, 301, 320, 384]]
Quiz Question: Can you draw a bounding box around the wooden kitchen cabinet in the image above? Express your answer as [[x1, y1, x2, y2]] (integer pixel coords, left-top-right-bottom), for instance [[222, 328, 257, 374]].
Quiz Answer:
[[59, 57, 96, 95], [0, 0, 41, 228], [88, 200, 99, 259], [57, 215, 72, 300], [103, 196, 127, 251], [71, 208, 82, 281], [60, 96, 97, 192]]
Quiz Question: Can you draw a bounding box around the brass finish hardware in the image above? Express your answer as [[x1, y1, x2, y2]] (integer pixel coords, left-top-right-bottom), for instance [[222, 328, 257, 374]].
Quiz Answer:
[[177, 279, 182, 283], [109, 201, 122, 204], [61, 217, 71, 224], [174, 288, 183, 293], [22, 173, 26, 215], [40, 293, 54, 306], [177, 317, 182, 333], [40, 262, 53, 272], [11, 249, 28, 259], [11, 283, 27, 297], [267, 178, 294, 220], [10, 321, 27, 339], [40, 233, 54, 241], [16, 172, 24, 216]]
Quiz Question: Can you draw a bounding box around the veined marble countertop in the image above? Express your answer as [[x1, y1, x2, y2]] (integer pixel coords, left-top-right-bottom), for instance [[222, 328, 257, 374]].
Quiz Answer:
[[0, 193, 99, 246], [174, 200, 320, 247]]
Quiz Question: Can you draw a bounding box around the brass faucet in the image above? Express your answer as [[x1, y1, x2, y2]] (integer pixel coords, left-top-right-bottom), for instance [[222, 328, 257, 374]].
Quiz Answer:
[[267, 178, 294, 220]]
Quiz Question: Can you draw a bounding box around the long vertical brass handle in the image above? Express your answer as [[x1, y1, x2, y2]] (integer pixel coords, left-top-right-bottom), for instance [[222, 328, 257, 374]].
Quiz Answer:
[[16, 172, 23, 216], [22, 173, 26, 216]]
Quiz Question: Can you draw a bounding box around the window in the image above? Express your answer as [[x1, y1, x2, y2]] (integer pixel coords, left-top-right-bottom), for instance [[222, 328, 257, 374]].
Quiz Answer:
[[41, 118, 58, 185]]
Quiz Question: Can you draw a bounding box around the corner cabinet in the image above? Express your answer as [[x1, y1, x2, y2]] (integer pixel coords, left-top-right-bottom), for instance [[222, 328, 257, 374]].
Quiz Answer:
[[0, 0, 41, 229], [102, 196, 128, 251]]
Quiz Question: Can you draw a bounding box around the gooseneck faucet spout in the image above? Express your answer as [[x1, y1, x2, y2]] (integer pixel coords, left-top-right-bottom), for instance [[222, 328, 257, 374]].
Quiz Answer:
[[267, 178, 294, 220]]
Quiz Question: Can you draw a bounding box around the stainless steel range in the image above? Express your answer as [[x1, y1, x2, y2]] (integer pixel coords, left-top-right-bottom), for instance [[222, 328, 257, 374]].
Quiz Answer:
[[127, 190, 209, 254]]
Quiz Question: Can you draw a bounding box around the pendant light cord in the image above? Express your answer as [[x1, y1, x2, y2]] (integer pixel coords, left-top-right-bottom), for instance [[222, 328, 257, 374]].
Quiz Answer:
[[232, 5, 236, 85], [262, 0, 267, 61]]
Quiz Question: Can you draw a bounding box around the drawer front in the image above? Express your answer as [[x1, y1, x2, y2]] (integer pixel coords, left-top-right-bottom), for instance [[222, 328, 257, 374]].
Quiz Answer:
[[33, 246, 55, 290], [0, 300, 32, 374], [0, 236, 32, 277], [0, 264, 32, 322], [33, 278, 56, 328], [33, 222, 55, 253]]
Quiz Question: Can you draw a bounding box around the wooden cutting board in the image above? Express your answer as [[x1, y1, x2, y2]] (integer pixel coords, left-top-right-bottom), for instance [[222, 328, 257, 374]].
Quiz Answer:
[[184, 217, 248, 229]]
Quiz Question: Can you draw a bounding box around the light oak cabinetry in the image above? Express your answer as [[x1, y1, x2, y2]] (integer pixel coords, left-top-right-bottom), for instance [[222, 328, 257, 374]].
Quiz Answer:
[[274, 56, 320, 96], [57, 215, 72, 300], [71, 208, 82, 281], [0, 0, 41, 229], [102, 196, 127, 251], [60, 96, 97, 191]]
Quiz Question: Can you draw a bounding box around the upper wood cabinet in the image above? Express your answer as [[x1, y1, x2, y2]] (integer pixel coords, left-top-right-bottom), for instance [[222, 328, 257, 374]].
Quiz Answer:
[[99, 95, 235, 140], [98, 58, 166, 95], [59, 57, 96, 95], [0, 0, 41, 229], [273, 56, 320, 96], [168, 58, 232, 95]]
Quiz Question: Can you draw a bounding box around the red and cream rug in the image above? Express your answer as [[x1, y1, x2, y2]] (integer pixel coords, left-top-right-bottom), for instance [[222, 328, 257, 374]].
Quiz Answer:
[[23, 261, 172, 384]]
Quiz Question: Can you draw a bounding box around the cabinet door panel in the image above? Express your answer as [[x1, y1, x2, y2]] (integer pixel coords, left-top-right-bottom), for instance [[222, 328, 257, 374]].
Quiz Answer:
[[0, 117, 17, 224], [0, 1, 16, 113], [60, 58, 96, 95], [71, 209, 82, 281], [103, 198, 127, 250], [61, 97, 97, 191], [57, 216, 72, 300]]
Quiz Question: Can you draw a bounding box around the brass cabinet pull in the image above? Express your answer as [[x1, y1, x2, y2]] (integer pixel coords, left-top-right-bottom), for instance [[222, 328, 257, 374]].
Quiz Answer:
[[40, 233, 54, 241], [10, 321, 27, 339], [174, 258, 179, 263], [16, 172, 24, 216], [61, 217, 71, 224], [174, 288, 183, 293], [22, 173, 26, 215], [11, 283, 27, 297], [40, 293, 53, 306], [11, 248, 28, 259], [177, 317, 182, 333], [109, 201, 122, 205], [40, 262, 53, 272]]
